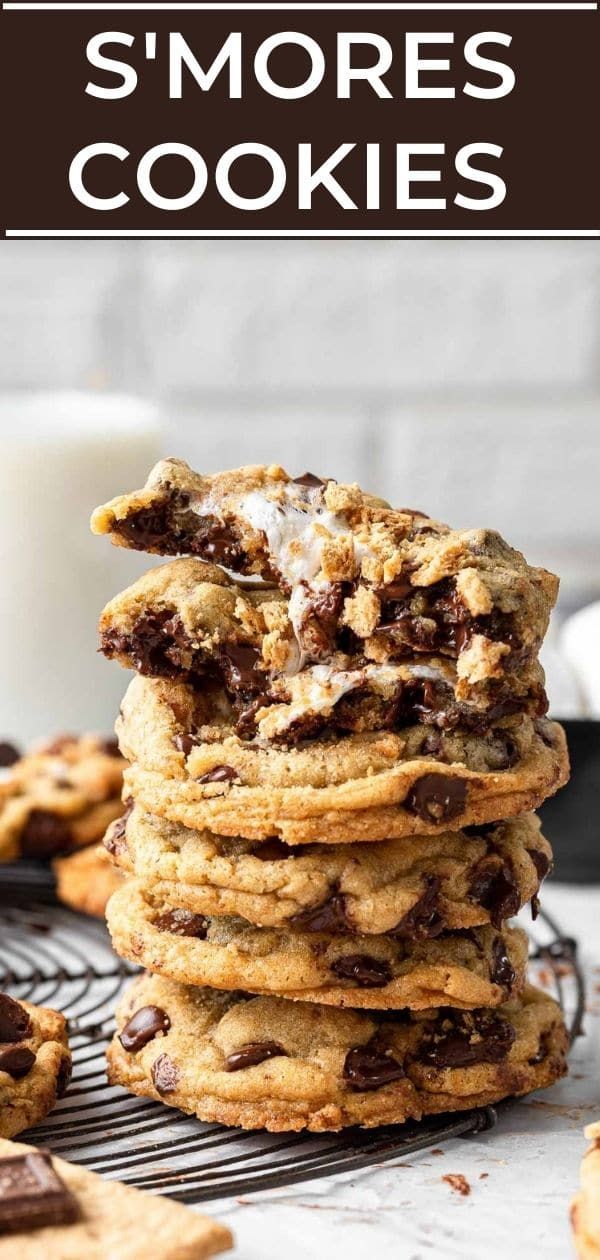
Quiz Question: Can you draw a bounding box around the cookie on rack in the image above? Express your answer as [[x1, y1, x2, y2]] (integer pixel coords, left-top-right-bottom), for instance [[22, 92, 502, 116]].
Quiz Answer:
[[572, 1122, 600, 1259], [0, 734, 124, 862], [117, 675, 569, 843], [53, 843, 124, 918], [107, 807, 551, 935], [106, 881, 528, 1010], [0, 993, 71, 1138], [0, 1137, 232, 1257], [98, 557, 548, 740], [91, 460, 558, 693], [107, 972, 568, 1133]]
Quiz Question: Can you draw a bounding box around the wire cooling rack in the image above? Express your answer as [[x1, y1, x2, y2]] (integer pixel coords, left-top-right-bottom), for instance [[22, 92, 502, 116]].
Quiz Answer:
[[0, 863, 585, 1204]]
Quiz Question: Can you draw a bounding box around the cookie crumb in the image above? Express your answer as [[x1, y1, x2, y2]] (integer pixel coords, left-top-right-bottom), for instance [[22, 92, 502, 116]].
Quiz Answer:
[[443, 1174, 471, 1196]]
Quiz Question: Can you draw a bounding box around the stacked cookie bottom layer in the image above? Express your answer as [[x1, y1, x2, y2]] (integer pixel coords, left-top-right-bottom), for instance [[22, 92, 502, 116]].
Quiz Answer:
[[102, 801, 568, 1130], [94, 460, 569, 1132]]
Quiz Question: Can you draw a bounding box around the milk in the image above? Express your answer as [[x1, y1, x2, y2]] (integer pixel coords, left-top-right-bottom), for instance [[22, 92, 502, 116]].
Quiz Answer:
[[0, 392, 162, 744]]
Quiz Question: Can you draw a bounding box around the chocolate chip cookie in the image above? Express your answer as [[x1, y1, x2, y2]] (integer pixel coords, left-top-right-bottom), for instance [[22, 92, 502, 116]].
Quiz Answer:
[[106, 881, 527, 1009], [91, 462, 558, 691], [107, 807, 551, 935], [53, 843, 124, 918], [572, 1122, 600, 1259], [98, 558, 548, 740], [107, 972, 568, 1132], [0, 734, 124, 861], [0, 1138, 232, 1257], [0, 993, 71, 1138], [117, 675, 569, 843]]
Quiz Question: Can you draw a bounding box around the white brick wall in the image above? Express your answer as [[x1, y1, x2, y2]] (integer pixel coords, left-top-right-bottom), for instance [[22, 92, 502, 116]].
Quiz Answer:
[[1, 240, 599, 605]]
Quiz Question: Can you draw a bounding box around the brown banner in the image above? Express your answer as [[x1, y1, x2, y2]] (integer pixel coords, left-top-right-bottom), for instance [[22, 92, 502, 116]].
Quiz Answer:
[[0, 3, 598, 236]]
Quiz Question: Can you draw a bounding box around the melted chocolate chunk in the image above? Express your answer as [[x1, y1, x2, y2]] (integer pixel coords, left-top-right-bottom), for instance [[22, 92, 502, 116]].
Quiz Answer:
[[290, 892, 350, 933], [302, 584, 347, 656], [154, 909, 209, 938], [119, 1005, 170, 1053], [104, 798, 133, 856], [330, 954, 393, 988], [405, 774, 467, 824], [377, 578, 413, 601], [0, 741, 20, 768], [292, 472, 326, 488], [343, 1037, 405, 1091], [0, 994, 32, 1043], [393, 876, 444, 940], [417, 1010, 516, 1068], [100, 736, 121, 758], [0, 1151, 79, 1233], [468, 856, 520, 929], [489, 935, 516, 989], [0, 1045, 36, 1078], [219, 643, 263, 693], [173, 731, 199, 755], [21, 810, 73, 859], [197, 764, 238, 784], [527, 848, 552, 880], [151, 1053, 181, 1095], [225, 1041, 287, 1071], [377, 576, 521, 660]]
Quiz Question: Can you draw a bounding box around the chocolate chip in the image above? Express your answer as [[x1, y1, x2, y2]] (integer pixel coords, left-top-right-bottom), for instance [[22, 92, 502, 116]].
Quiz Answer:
[[104, 799, 133, 857], [486, 731, 520, 771], [528, 1029, 551, 1065], [154, 909, 208, 938], [225, 1041, 287, 1071], [56, 1055, 72, 1098], [343, 1038, 405, 1091], [100, 737, 121, 758], [534, 719, 555, 748], [20, 810, 74, 859], [392, 876, 444, 940], [151, 1053, 180, 1094], [530, 894, 540, 921], [251, 839, 299, 861], [0, 994, 32, 1043], [119, 1005, 170, 1053], [527, 849, 552, 880], [290, 893, 350, 933], [468, 857, 520, 929], [404, 774, 467, 824], [0, 1151, 80, 1233], [292, 472, 326, 487], [331, 955, 393, 988], [0, 1046, 36, 1079], [0, 742, 20, 768], [197, 764, 237, 784], [417, 1010, 516, 1068], [489, 935, 516, 989]]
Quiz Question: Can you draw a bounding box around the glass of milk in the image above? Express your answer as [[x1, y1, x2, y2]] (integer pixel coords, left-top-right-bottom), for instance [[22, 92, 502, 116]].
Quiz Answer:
[[0, 391, 162, 745]]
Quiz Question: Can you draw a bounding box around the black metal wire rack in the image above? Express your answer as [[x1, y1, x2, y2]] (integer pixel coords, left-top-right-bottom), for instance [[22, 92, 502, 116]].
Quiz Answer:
[[0, 864, 585, 1204]]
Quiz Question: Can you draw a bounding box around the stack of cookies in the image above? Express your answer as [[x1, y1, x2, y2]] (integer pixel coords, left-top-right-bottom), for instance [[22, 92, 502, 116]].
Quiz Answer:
[[92, 460, 570, 1133]]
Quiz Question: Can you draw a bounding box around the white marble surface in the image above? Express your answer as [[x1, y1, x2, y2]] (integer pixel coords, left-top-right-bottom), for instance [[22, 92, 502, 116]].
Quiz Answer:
[[210, 884, 600, 1260]]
